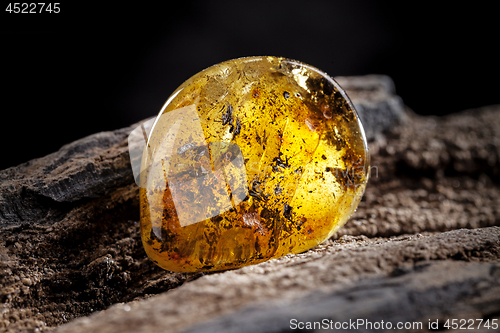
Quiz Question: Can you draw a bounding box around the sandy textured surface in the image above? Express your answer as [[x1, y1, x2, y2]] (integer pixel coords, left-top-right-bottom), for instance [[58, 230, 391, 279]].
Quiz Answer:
[[1, 76, 499, 332]]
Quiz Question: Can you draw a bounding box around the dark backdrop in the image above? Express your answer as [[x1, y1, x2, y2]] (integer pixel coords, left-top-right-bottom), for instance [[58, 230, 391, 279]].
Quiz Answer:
[[1, 1, 498, 170]]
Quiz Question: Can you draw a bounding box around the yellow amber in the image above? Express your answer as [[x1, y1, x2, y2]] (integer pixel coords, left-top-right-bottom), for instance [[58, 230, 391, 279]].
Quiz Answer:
[[138, 56, 369, 272]]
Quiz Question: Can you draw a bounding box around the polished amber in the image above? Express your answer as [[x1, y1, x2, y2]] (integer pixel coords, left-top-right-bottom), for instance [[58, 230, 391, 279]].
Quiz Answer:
[[139, 56, 369, 272]]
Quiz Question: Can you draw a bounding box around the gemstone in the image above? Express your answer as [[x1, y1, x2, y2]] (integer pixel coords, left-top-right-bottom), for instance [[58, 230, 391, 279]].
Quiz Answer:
[[131, 56, 369, 272]]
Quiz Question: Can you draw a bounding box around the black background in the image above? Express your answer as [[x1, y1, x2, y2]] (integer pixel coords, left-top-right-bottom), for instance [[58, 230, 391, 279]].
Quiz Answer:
[[1, 1, 498, 170]]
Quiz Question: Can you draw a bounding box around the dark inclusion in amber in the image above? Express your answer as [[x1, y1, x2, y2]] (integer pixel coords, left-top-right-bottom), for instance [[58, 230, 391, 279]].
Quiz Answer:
[[137, 56, 369, 272]]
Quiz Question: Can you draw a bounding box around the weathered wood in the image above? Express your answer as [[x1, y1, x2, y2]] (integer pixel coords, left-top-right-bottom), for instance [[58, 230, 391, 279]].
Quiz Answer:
[[56, 228, 500, 333], [1, 76, 499, 333]]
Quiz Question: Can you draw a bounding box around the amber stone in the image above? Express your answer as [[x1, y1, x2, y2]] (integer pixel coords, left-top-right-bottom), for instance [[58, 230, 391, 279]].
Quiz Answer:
[[137, 56, 369, 272]]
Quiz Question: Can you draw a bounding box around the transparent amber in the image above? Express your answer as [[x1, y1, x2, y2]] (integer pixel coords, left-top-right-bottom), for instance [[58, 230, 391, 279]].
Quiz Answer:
[[139, 56, 369, 272]]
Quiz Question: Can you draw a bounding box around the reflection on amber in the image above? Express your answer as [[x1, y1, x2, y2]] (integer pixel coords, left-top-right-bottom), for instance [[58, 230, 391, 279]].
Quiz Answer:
[[139, 56, 369, 272]]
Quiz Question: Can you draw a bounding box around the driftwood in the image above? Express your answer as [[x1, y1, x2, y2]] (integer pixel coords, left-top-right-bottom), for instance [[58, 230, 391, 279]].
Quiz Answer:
[[1, 76, 499, 333]]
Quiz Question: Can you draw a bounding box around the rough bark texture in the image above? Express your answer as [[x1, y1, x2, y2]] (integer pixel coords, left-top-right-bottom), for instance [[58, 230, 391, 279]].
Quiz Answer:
[[1, 75, 499, 333]]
